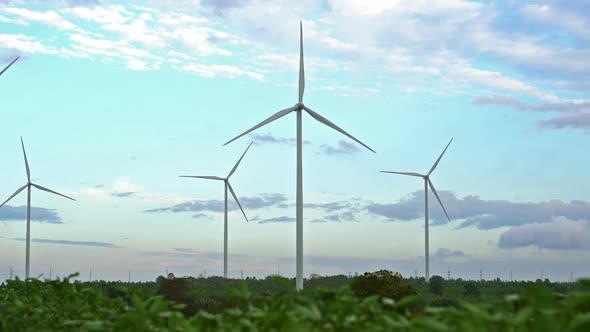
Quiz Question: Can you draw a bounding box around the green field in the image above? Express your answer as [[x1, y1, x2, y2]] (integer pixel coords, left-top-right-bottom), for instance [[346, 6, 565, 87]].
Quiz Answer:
[[1, 271, 589, 331]]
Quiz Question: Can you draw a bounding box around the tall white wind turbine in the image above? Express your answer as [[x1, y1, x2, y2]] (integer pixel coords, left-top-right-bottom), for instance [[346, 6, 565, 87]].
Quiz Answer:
[[0, 57, 19, 77], [180, 142, 252, 279], [381, 138, 453, 282], [224, 22, 375, 290], [0, 137, 76, 280]]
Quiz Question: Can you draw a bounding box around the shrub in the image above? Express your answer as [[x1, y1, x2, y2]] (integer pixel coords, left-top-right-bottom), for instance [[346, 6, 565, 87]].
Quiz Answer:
[[463, 282, 481, 298], [350, 270, 417, 301], [158, 276, 191, 304], [429, 275, 445, 295]]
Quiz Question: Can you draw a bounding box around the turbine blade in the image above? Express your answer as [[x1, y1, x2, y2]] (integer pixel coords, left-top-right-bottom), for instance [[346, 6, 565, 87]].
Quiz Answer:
[[179, 175, 224, 181], [227, 182, 248, 222], [223, 106, 295, 146], [428, 179, 450, 221], [228, 141, 253, 178], [428, 138, 453, 176], [303, 106, 376, 153], [0, 56, 19, 77], [0, 184, 27, 208], [20, 137, 30, 182], [298, 21, 305, 103], [31, 183, 76, 201], [380, 171, 424, 177]]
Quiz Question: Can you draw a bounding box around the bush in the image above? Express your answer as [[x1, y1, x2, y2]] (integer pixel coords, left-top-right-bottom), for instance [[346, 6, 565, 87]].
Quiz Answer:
[[463, 282, 481, 298], [350, 270, 417, 301], [158, 276, 191, 304], [429, 275, 445, 295]]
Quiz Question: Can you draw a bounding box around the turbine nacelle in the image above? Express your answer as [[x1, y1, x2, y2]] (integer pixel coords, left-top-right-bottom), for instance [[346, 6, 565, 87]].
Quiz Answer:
[[294, 102, 304, 110]]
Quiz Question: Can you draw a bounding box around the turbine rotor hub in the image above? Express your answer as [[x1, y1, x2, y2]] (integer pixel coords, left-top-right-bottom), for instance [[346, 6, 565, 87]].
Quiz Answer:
[[295, 102, 304, 110]]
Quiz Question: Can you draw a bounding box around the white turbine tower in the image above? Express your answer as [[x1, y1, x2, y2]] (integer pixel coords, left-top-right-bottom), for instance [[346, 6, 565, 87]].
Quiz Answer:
[[224, 21, 375, 290], [0, 57, 19, 77], [381, 138, 453, 282], [0, 137, 76, 280], [180, 142, 252, 279]]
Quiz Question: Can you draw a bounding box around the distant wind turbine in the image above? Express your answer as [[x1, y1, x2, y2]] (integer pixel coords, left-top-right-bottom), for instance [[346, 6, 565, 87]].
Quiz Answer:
[[381, 138, 453, 282], [224, 21, 375, 290], [0, 57, 19, 77], [180, 142, 252, 279], [0, 137, 76, 280]]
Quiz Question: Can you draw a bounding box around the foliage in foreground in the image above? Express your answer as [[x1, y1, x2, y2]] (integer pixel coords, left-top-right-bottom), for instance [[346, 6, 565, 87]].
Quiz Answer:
[[1, 274, 590, 331]]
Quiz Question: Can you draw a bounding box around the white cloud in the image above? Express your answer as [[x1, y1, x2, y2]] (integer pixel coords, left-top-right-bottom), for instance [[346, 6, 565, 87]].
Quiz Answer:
[[79, 177, 190, 205], [178, 63, 263, 80], [4, 7, 76, 30], [2, 1, 586, 101], [69, 33, 162, 70], [327, 0, 482, 17], [62, 5, 130, 25], [449, 65, 558, 101], [101, 17, 166, 48], [522, 4, 590, 40], [0, 13, 26, 25], [0, 33, 56, 54]]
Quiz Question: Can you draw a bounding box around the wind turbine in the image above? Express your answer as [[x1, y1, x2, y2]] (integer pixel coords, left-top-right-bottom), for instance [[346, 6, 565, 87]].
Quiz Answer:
[[224, 21, 375, 290], [179, 142, 252, 279], [381, 138, 452, 282], [0, 57, 19, 77], [0, 137, 76, 280]]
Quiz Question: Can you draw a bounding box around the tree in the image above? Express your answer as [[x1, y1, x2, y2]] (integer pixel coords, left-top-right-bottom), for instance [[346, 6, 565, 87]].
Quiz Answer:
[[350, 270, 416, 301], [463, 282, 480, 298], [429, 275, 444, 295], [158, 277, 191, 304]]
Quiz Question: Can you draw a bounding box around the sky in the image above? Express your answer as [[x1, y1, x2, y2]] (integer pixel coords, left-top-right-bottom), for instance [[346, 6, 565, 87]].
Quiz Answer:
[[1, 0, 590, 283]]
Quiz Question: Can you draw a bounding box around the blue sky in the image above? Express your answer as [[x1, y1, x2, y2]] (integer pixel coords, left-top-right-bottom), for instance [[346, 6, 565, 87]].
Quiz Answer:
[[1, 0, 590, 282]]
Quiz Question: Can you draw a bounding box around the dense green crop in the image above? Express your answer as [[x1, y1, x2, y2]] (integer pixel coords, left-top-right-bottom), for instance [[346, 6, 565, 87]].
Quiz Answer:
[[1, 274, 589, 331]]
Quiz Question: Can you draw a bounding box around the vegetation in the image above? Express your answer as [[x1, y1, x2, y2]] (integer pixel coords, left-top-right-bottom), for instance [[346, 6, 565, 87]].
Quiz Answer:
[[350, 270, 416, 301], [1, 271, 589, 331]]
